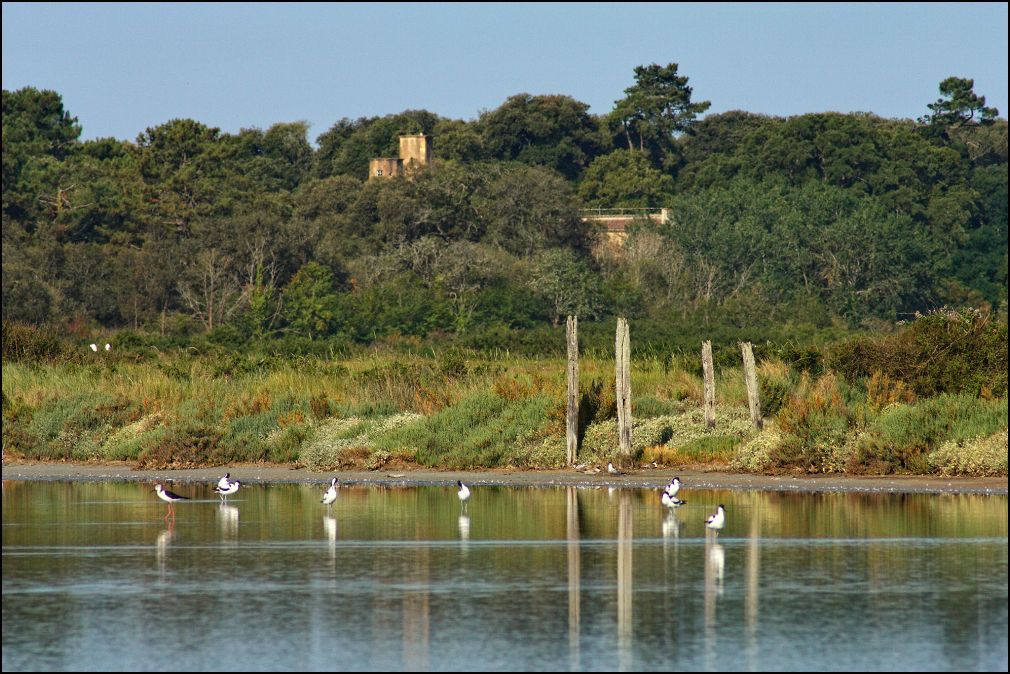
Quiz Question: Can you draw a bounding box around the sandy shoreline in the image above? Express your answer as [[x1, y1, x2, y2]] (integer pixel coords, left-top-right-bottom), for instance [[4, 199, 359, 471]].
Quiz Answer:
[[2, 460, 1006, 495]]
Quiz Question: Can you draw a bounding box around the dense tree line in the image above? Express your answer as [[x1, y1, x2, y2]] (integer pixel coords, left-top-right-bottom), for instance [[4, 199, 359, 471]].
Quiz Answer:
[[2, 67, 1006, 349]]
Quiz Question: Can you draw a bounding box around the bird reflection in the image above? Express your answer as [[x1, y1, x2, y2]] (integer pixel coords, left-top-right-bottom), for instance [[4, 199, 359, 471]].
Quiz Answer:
[[458, 514, 471, 543], [708, 541, 725, 595], [323, 515, 338, 544], [662, 510, 681, 547], [155, 522, 174, 579], [217, 503, 239, 540]]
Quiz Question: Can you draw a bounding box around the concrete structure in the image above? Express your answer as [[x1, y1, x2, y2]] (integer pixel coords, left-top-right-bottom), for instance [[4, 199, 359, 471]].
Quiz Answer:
[[369, 133, 433, 179], [581, 208, 670, 247]]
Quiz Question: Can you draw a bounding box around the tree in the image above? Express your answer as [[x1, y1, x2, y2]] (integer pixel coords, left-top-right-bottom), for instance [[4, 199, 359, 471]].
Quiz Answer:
[[281, 262, 340, 339], [609, 63, 710, 170], [528, 249, 602, 326], [578, 150, 675, 208], [920, 77, 1000, 137], [478, 94, 605, 180]]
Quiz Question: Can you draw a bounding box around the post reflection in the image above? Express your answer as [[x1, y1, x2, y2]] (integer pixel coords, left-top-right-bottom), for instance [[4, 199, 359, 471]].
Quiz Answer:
[[617, 490, 633, 671], [402, 523, 431, 671], [745, 493, 761, 671], [566, 486, 581, 671]]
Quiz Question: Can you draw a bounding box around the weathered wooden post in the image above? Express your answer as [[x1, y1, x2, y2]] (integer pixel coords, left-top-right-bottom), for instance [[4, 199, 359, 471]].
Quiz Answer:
[[702, 340, 716, 429], [615, 318, 632, 458], [566, 315, 579, 465], [740, 341, 763, 430]]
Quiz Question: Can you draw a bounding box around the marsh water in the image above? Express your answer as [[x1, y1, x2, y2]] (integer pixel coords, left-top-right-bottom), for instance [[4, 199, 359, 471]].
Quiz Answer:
[[2, 480, 1007, 672]]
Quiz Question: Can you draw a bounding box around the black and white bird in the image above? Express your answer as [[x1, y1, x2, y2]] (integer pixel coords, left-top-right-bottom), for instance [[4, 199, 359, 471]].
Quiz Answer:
[[217, 473, 233, 491], [705, 504, 726, 533], [457, 481, 471, 509], [661, 491, 686, 508], [214, 480, 240, 501], [154, 483, 189, 518], [321, 477, 339, 507], [607, 462, 623, 475], [665, 477, 682, 499]]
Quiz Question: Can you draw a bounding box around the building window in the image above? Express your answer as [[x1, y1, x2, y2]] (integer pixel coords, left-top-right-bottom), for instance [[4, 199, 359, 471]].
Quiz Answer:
[[375, 169, 383, 176]]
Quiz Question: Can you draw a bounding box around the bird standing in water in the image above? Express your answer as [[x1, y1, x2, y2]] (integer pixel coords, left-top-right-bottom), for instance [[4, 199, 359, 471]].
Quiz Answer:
[[214, 480, 240, 501], [665, 477, 682, 499], [705, 504, 726, 534], [661, 491, 686, 508], [321, 477, 339, 507], [154, 483, 189, 519], [457, 481, 471, 511]]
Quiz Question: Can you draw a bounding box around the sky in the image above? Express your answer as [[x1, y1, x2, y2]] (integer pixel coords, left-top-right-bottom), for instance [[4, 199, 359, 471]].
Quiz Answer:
[[3, 2, 1008, 144]]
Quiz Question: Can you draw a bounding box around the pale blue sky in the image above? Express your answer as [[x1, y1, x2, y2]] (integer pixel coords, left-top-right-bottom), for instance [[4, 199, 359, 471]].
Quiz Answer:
[[3, 2, 1007, 143]]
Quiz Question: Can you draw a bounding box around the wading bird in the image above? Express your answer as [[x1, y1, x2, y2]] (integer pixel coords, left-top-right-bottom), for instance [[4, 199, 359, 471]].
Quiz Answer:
[[155, 483, 189, 519], [457, 481, 471, 511], [665, 477, 682, 499], [705, 504, 726, 534], [321, 477, 339, 507], [661, 491, 686, 508], [214, 480, 240, 501]]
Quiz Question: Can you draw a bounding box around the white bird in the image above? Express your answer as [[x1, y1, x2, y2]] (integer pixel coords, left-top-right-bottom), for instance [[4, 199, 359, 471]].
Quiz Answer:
[[705, 504, 726, 533], [661, 491, 686, 508], [214, 480, 240, 501], [154, 483, 189, 518], [607, 462, 623, 475], [217, 473, 232, 491], [89, 343, 98, 352], [104, 343, 112, 351], [321, 477, 339, 506], [457, 480, 471, 508], [665, 477, 682, 499]]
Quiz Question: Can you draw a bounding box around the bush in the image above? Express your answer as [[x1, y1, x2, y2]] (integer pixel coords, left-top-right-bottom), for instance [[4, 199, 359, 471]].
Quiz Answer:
[[829, 308, 1008, 397]]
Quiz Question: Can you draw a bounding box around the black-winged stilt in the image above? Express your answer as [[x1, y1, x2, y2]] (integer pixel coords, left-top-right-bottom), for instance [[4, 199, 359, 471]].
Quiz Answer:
[[457, 481, 471, 510], [154, 483, 189, 518], [321, 477, 339, 507]]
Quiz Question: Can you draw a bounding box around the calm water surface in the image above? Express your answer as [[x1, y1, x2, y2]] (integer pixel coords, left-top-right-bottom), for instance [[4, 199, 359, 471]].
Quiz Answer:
[[2, 480, 1007, 671]]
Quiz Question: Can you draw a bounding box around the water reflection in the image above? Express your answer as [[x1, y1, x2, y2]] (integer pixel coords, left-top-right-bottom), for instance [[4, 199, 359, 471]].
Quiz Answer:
[[617, 491, 633, 672], [217, 503, 239, 541], [2, 481, 1007, 672]]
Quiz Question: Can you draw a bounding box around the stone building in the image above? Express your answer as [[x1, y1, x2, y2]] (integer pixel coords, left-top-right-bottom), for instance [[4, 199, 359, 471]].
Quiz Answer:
[[369, 133, 433, 179]]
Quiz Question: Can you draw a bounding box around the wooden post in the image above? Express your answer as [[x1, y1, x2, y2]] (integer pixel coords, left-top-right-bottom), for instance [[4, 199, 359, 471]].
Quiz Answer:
[[566, 315, 579, 465], [702, 340, 716, 429], [615, 318, 632, 457], [740, 341, 763, 430]]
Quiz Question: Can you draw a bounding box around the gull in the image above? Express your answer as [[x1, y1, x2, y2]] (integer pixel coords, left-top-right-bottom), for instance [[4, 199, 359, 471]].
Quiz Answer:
[[321, 477, 339, 507], [661, 491, 686, 508], [665, 477, 682, 499], [214, 480, 240, 501], [607, 462, 623, 475], [154, 483, 189, 519], [705, 504, 726, 534], [457, 481, 471, 510]]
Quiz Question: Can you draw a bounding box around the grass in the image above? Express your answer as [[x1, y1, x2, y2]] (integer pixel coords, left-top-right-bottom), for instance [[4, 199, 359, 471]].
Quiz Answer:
[[3, 346, 1007, 476]]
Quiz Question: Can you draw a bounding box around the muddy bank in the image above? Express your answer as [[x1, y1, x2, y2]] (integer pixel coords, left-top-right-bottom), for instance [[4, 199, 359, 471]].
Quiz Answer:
[[2, 460, 1006, 495]]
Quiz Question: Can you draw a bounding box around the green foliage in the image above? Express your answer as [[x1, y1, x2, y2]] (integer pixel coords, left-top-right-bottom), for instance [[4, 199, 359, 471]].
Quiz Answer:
[[610, 62, 711, 170], [852, 395, 1008, 474], [829, 308, 1008, 397], [578, 150, 676, 207]]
